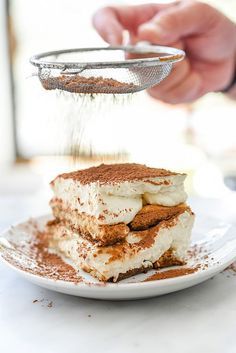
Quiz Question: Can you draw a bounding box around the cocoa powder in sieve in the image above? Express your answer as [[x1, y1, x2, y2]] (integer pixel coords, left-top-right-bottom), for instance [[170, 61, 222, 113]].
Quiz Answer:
[[40, 74, 137, 94]]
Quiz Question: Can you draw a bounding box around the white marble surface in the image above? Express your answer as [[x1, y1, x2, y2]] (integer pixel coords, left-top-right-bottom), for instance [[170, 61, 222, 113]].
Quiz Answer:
[[1, 193, 236, 353]]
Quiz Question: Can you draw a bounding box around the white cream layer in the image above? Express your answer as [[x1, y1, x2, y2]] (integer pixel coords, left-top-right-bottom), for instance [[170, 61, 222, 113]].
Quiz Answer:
[[54, 210, 194, 282], [52, 174, 187, 225]]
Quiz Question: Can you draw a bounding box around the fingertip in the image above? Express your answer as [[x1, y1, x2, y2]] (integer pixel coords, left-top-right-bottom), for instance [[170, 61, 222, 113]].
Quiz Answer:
[[107, 33, 123, 46], [147, 87, 164, 101], [139, 22, 168, 38], [92, 8, 104, 29], [147, 88, 181, 105], [92, 7, 123, 45]]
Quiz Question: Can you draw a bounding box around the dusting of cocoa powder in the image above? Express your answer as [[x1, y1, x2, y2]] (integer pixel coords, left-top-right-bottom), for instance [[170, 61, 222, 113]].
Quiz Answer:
[[32, 298, 54, 308], [53, 163, 179, 185]]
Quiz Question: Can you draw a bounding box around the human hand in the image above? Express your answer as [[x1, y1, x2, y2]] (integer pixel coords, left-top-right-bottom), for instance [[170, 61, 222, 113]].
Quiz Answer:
[[93, 1, 236, 104]]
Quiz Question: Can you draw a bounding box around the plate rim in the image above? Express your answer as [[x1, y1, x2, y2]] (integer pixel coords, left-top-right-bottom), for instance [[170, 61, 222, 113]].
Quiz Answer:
[[1, 251, 236, 290], [1, 214, 236, 292]]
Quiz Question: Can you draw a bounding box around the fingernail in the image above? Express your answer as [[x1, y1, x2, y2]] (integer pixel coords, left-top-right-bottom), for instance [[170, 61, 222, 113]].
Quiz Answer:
[[141, 23, 168, 38]]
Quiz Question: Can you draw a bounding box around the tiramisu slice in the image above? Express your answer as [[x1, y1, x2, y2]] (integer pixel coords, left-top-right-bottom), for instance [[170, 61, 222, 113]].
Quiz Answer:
[[47, 163, 194, 282]]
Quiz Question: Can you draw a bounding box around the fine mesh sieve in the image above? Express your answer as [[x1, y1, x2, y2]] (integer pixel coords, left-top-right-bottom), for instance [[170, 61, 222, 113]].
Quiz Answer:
[[30, 45, 185, 94]]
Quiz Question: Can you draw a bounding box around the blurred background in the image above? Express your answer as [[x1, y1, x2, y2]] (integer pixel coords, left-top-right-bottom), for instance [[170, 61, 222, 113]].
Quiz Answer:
[[0, 0, 236, 228]]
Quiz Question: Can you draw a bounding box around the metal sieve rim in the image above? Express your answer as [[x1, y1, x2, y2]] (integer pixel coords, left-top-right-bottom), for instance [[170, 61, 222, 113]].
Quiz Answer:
[[30, 45, 185, 72]]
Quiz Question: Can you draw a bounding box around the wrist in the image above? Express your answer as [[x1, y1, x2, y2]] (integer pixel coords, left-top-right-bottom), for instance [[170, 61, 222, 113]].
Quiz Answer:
[[222, 61, 236, 94], [222, 28, 236, 97], [226, 84, 236, 100], [225, 64, 236, 98]]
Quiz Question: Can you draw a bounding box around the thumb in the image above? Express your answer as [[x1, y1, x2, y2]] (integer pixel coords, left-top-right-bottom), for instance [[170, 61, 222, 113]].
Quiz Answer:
[[138, 2, 218, 45]]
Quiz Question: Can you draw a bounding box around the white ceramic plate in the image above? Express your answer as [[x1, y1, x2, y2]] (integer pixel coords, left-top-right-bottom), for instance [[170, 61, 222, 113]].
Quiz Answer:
[[1, 214, 236, 300]]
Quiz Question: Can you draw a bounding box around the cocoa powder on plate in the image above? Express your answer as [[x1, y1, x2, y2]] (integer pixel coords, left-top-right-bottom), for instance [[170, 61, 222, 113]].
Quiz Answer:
[[143, 267, 199, 282], [1, 226, 82, 283]]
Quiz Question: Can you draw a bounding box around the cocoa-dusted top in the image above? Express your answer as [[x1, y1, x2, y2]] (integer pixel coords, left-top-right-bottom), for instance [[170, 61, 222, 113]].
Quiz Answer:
[[54, 163, 180, 185]]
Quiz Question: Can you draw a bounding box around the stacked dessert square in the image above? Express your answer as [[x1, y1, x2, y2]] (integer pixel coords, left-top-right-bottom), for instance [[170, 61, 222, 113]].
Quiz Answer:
[[47, 163, 194, 282]]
